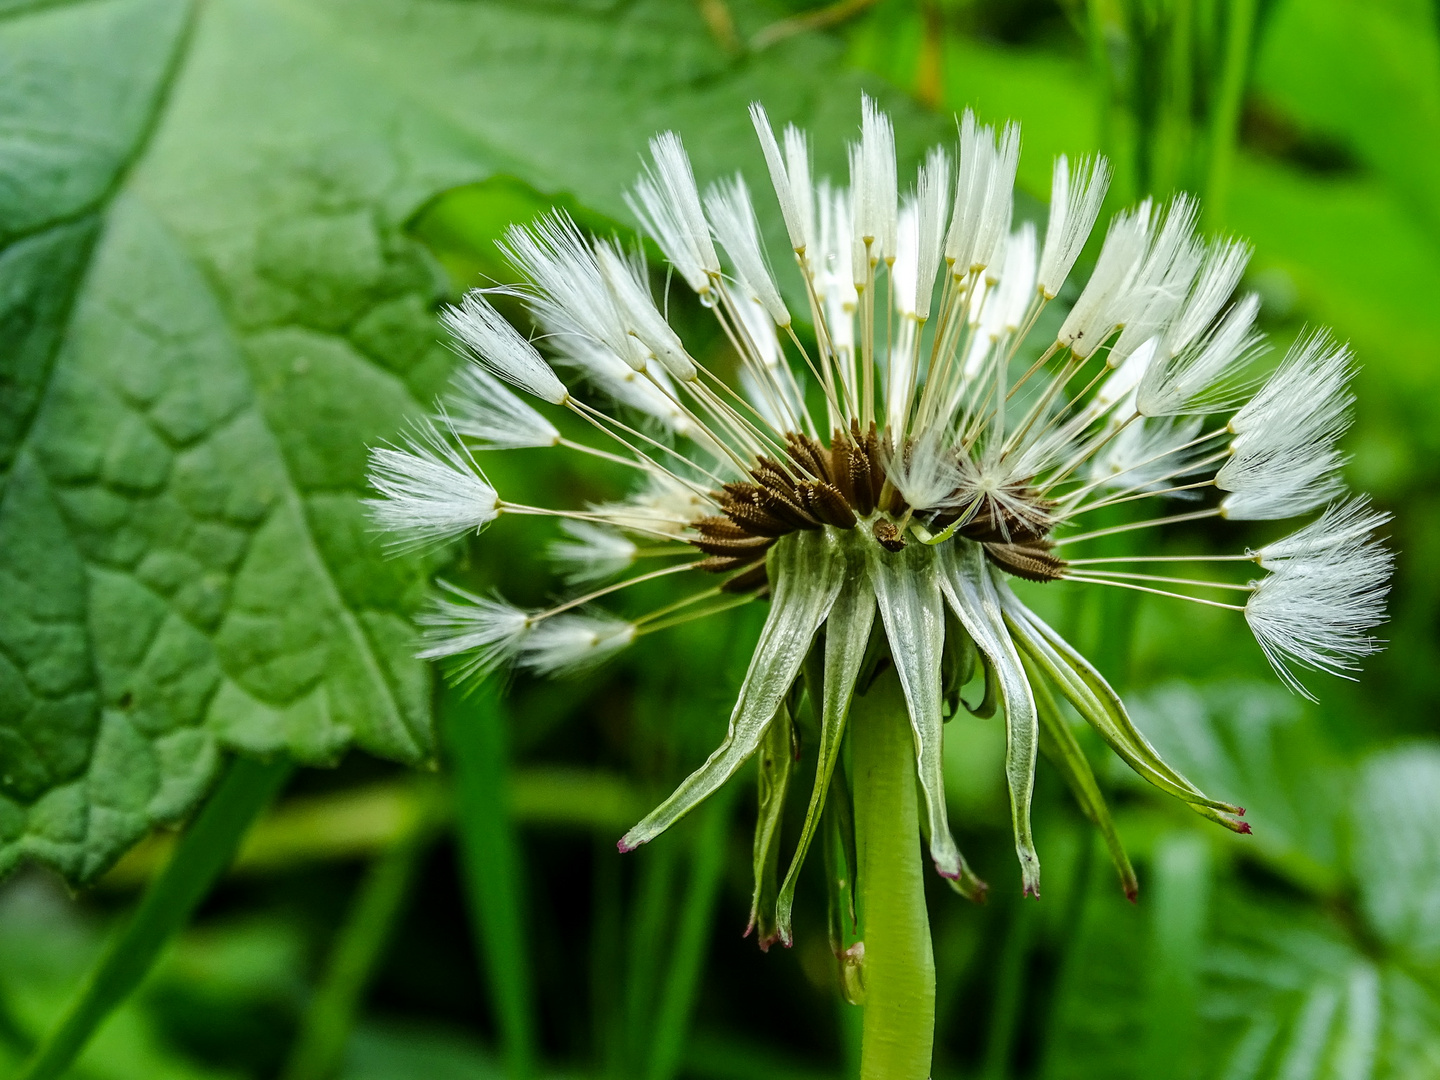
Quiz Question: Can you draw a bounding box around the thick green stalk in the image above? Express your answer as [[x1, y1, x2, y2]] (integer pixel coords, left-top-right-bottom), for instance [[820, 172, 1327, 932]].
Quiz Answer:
[[16, 755, 292, 1080], [851, 669, 935, 1080], [444, 688, 536, 1080], [280, 783, 438, 1080]]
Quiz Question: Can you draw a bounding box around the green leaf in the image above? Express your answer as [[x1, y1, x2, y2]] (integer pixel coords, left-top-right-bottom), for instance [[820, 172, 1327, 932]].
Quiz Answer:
[[1126, 682, 1348, 895], [1351, 745, 1440, 968], [0, 0, 943, 884], [1046, 870, 1440, 1080]]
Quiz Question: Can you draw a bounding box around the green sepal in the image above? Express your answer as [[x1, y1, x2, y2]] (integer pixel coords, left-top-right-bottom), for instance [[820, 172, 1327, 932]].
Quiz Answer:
[[821, 768, 865, 1005], [775, 542, 875, 946], [1024, 656, 1139, 901], [747, 702, 795, 950], [619, 530, 845, 852], [940, 608, 977, 721], [868, 539, 982, 886], [965, 652, 1001, 719], [937, 541, 1041, 897], [997, 585, 1247, 829]]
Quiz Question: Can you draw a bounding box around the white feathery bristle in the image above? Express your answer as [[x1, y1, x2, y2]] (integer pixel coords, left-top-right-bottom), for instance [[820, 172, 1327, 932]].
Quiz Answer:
[[960, 224, 1034, 379], [817, 181, 858, 356], [1256, 496, 1391, 568], [705, 175, 790, 327], [445, 361, 560, 450], [1056, 201, 1153, 358], [961, 283, 999, 379], [548, 336, 717, 455], [1160, 236, 1251, 360], [547, 336, 667, 419], [784, 124, 816, 255], [366, 419, 500, 551], [888, 433, 962, 511], [740, 364, 804, 433], [594, 241, 697, 382], [547, 520, 639, 585], [912, 146, 952, 319], [853, 94, 899, 262], [731, 277, 784, 369], [971, 122, 1019, 274], [1245, 536, 1391, 698], [1109, 196, 1204, 368], [954, 449, 1058, 537], [626, 132, 720, 295], [1136, 291, 1262, 416], [944, 111, 988, 271], [416, 585, 531, 681], [520, 613, 637, 676], [749, 103, 812, 254], [886, 318, 919, 436], [993, 222, 1037, 335], [501, 213, 647, 373], [733, 272, 804, 432], [891, 200, 921, 319], [590, 475, 711, 537], [1036, 154, 1111, 299], [1217, 332, 1353, 520], [1087, 415, 1205, 494], [1089, 336, 1157, 421], [440, 291, 569, 405]]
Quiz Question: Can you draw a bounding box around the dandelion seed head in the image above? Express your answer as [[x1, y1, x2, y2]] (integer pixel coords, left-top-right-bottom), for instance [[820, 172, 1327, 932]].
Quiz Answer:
[[368, 96, 1392, 907]]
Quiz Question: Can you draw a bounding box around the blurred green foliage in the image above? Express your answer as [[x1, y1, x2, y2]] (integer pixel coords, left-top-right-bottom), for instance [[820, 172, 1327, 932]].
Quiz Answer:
[[3, 0, 1440, 1077]]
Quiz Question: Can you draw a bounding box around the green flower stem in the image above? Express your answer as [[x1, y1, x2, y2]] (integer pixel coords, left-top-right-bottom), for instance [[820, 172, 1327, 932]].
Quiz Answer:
[[16, 755, 292, 1080], [852, 668, 936, 1080], [280, 781, 440, 1080]]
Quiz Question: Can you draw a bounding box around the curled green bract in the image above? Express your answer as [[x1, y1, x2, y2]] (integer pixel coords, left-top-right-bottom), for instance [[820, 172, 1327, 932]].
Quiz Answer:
[[621, 522, 1245, 929]]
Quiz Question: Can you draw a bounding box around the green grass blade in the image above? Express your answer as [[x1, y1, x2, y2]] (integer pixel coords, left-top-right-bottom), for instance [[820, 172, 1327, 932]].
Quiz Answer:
[[444, 687, 536, 1080], [644, 790, 735, 1080], [979, 903, 1037, 1080], [623, 841, 679, 1075], [1204, 0, 1259, 223], [280, 783, 439, 1080], [15, 754, 292, 1080]]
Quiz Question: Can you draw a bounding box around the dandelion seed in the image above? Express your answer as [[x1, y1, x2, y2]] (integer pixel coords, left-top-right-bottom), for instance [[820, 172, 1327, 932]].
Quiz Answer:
[[1218, 332, 1353, 520], [366, 419, 499, 550], [416, 586, 531, 681], [445, 361, 561, 450], [1246, 538, 1391, 698], [520, 613, 637, 676], [1037, 154, 1110, 299], [441, 291, 569, 405], [548, 521, 640, 585]]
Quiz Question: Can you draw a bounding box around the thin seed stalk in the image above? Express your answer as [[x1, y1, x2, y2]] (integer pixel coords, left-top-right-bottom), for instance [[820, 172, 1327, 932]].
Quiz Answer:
[[852, 667, 935, 1080]]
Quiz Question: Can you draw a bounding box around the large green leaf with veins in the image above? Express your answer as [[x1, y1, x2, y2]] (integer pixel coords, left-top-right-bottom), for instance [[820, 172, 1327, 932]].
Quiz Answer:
[[0, 0, 938, 883]]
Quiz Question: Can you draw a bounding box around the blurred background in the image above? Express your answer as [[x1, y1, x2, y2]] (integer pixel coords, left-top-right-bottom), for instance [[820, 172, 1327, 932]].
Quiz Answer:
[[3, 0, 1440, 1078]]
